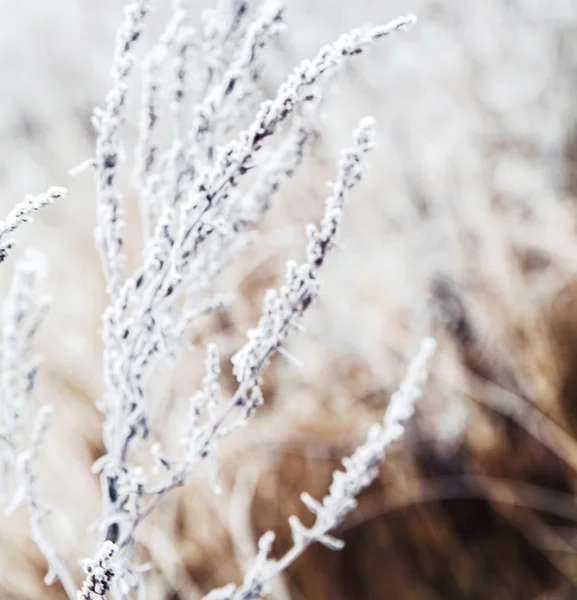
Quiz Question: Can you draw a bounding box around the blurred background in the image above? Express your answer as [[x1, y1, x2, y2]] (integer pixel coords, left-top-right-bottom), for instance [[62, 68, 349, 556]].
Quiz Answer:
[[1, 0, 577, 598]]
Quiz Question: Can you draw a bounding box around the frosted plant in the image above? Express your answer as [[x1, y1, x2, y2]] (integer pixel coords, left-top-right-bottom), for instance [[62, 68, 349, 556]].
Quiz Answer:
[[93, 113, 389, 594], [0, 252, 48, 473], [202, 337, 436, 600], [77, 541, 118, 600], [2, 1, 427, 599], [0, 187, 66, 264], [128, 116, 378, 515], [78, 3, 417, 587], [92, 0, 151, 295], [0, 251, 50, 502], [79, 337, 435, 600], [0, 251, 76, 599]]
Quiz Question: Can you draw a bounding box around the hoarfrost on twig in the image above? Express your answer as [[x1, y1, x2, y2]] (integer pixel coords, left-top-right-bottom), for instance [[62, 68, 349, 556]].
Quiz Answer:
[[93, 12, 415, 578], [77, 541, 118, 600], [202, 338, 436, 600], [114, 116, 378, 551], [66, 1, 420, 594], [0, 252, 77, 599], [91, 0, 152, 296], [0, 187, 67, 265], [0, 0, 425, 597]]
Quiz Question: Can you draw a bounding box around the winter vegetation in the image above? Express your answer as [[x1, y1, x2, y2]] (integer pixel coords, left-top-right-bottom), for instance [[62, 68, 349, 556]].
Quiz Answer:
[[2, 0, 577, 598], [0, 1, 438, 598]]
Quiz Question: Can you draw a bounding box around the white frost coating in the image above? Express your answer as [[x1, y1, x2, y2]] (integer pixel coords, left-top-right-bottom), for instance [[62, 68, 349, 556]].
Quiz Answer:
[[0, 2, 420, 597], [0, 187, 66, 264], [202, 337, 436, 600]]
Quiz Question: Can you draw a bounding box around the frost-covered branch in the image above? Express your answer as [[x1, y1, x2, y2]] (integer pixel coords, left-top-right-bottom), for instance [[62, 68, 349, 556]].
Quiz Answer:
[[77, 541, 118, 600], [95, 5, 288, 501], [97, 13, 416, 488], [0, 252, 76, 599], [234, 100, 322, 231], [113, 116, 377, 551], [0, 187, 66, 265], [0, 252, 50, 498], [187, 1, 285, 165], [0, 0, 426, 597], [90, 0, 152, 295], [171, 13, 416, 278], [6, 406, 77, 600], [132, 3, 194, 243], [79, 3, 418, 595], [202, 338, 437, 600]]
